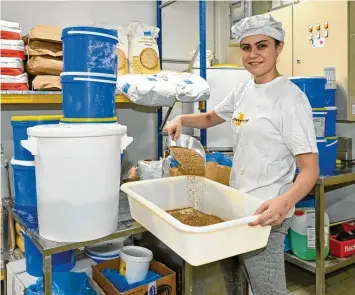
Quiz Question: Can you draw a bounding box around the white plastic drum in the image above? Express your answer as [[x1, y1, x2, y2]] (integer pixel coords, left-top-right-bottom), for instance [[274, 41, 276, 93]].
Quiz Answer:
[[21, 124, 131, 242]]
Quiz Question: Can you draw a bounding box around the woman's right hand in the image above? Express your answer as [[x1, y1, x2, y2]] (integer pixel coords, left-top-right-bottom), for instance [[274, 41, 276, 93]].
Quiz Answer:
[[163, 116, 183, 140]]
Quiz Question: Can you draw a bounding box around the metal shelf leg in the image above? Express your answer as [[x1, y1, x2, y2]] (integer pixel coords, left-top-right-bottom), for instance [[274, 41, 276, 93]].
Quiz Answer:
[[315, 184, 326, 295], [183, 262, 193, 295], [2, 206, 9, 295], [43, 255, 52, 295]]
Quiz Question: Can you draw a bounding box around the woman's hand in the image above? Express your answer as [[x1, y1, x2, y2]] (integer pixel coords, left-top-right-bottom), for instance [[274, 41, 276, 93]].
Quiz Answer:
[[163, 116, 183, 140], [250, 195, 293, 227]]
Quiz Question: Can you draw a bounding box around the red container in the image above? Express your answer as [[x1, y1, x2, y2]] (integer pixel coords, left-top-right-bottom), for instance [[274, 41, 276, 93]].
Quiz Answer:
[[330, 235, 355, 257]]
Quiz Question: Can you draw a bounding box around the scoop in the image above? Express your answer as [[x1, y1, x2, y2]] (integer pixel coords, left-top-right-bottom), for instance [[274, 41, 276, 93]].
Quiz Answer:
[[166, 134, 206, 167]]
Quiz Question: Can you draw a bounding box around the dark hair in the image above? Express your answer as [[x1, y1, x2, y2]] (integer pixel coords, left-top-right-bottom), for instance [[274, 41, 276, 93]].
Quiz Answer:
[[275, 39, 281, 46]]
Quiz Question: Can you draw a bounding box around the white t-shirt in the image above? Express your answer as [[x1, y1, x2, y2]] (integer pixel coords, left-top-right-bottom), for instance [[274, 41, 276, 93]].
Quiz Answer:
[[214, 76, 318, 217]]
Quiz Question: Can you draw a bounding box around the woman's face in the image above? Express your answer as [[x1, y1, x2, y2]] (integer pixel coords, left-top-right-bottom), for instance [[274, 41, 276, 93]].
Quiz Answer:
[[239, 35, 284, 78]]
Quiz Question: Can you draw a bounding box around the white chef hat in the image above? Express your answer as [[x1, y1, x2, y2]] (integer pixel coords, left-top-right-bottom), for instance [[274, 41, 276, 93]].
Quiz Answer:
[[231, 13, 285, 44]]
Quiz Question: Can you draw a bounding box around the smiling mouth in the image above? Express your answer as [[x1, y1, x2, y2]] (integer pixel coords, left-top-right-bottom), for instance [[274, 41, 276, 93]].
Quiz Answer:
[[249, 62, 263, 67]]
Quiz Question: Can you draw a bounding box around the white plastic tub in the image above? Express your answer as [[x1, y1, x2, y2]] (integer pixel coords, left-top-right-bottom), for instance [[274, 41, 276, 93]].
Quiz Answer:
[[21, 124, 131, 242], [121, 176, 271, 266]]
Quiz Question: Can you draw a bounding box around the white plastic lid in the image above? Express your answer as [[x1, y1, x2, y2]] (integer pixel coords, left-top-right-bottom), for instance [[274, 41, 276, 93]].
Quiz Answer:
[[11, 157, 35, 166], [84, 238, 128, 257], [27, 123, 127, 138], [119, 246, 153, 263]]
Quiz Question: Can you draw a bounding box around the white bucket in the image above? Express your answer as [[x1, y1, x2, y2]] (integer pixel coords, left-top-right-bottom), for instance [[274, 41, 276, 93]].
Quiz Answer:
[[21, 124, 132, 242], [119, 246, 153, 284]]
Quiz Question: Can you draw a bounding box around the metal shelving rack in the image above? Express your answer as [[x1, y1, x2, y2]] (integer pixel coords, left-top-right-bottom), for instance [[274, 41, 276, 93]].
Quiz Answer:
[[156, 0, 208, 157], [285, 165, 355, 295], [0, 91, 131, 105]]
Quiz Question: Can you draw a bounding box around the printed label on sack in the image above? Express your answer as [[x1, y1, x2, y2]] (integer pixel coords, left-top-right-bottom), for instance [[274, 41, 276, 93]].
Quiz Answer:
[[130, 36, 160, 74], [307, 227, 329, 249], [313, 117, 325, 138]]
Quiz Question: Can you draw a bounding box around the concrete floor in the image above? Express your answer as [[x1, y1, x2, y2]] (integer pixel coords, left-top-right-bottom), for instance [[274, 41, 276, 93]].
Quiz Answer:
[[248, 263, 355, 295]]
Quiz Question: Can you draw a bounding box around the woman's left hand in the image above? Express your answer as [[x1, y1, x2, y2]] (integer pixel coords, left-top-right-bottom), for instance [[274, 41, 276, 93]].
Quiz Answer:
[[249, 195, 293, 227]]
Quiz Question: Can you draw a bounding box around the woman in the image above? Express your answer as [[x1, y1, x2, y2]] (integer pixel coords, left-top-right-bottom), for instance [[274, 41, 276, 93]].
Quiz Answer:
[[164, 13, 319, 295]]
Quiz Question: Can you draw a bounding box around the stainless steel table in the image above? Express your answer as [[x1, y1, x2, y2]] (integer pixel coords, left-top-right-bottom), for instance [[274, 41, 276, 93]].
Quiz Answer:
[[285, 165, 355, 295]]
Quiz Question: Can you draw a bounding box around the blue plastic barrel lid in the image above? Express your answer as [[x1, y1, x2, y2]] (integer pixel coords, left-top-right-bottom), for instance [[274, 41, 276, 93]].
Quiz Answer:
[[60, 74, 117, 83], [62, 26, 118, 40]]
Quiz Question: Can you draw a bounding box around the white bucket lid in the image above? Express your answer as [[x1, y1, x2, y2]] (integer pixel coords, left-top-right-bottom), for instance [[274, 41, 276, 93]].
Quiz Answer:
[[11, 158, 35, 166], [84, 237, 127, 257], [119, 246, 153, 263], [27, 123, 127, 138]]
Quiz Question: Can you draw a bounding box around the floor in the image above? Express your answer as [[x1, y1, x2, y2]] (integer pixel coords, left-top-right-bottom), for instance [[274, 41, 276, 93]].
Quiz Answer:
[[249, 262, 355, 295]]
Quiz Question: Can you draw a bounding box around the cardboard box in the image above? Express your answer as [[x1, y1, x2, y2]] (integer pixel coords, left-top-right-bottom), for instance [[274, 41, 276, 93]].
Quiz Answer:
[[7, 254, 96, 295], [93, 258, 176, 295]]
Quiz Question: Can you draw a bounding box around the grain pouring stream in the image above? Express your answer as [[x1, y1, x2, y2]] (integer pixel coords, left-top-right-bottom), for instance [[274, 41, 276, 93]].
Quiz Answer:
[[169, 146, 205, 176]]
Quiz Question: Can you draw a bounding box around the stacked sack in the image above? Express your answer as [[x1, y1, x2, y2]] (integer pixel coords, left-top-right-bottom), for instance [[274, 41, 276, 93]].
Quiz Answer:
[[60, 26, 119, 123], [290, 75, 338, 177], [24, 25, 63, 90], [10, 115, 77, 276], [0, 20, 28, 90]]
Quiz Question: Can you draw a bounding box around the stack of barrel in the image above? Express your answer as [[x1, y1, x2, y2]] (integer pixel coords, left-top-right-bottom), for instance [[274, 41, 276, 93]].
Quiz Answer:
[[290, 76, 338, 176], [60, 26, 119, 123], [10, 115, 76, 277]]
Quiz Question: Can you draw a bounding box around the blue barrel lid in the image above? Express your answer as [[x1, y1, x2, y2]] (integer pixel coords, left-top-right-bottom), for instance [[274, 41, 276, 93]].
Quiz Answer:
[[11, 115, 62, 127], [60, 72, 117, 83], [62, 26, 118, 40]]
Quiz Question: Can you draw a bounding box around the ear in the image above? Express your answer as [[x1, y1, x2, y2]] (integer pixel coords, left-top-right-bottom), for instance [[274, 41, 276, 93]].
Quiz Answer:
[[277, 41, 285, 56]]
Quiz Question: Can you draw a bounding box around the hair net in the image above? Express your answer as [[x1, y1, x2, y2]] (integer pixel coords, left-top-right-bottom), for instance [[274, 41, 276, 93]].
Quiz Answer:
[[231, 13, 285, 44]]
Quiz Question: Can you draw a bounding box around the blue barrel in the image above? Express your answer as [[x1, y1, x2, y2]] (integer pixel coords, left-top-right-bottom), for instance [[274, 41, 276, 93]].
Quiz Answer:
[[62, 26, 118, 76], [325, 106, 337, 137], [317, 139, 327, 176], [296, 194, 315, 209], [11, 115, 62, 161], [23, 231, 76, 277], [312, 108, 327, 139], [11, 158, 37, 216], [325, 88, 336, 107], [61, 73, 117, 120], [290, 77, 326, 108], [325, 136, 338, 173]]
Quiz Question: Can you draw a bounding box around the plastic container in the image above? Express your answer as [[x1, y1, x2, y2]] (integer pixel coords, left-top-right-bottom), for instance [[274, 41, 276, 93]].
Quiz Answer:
[[21, 123, 130, 242], [60, 117, 117, 124], [119, 246, 153, 284], [11, 158, 37, 216], [84, 237, 132, 263], [325, 136, 338, 173], [121, 176, 271, 266], [325, 88, 336, 107], [290, 209, 330, 261], [330, 236, 355, 258], [61, 26, 118, 76], [22, 231, 75, 277], [312, 108, 327, 138], [317, 139, 327, 176], [296, 195, 315, 209], [284, 233, 291, 252], [11, 115, 62, 161], [61, 73, 117, 120], [290, 77, 327, 108], [325, 106, 337, 137]]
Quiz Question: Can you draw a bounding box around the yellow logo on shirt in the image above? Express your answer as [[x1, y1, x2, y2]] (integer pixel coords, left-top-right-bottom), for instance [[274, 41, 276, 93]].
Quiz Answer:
[[232, 112, 249, 126]]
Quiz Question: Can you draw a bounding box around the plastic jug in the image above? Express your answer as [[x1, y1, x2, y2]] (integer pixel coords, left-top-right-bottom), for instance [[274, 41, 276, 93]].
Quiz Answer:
[[290, 208, 330, 261]]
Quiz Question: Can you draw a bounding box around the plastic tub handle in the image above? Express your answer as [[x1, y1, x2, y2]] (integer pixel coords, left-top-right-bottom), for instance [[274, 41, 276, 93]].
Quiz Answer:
[[21, 138, 38, 156], [121, 136, 133, 153], [326, 140, 338, 148]]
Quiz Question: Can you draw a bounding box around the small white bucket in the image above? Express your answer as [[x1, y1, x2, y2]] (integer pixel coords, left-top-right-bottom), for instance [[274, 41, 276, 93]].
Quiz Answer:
[[119, 246, 153, 284]]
